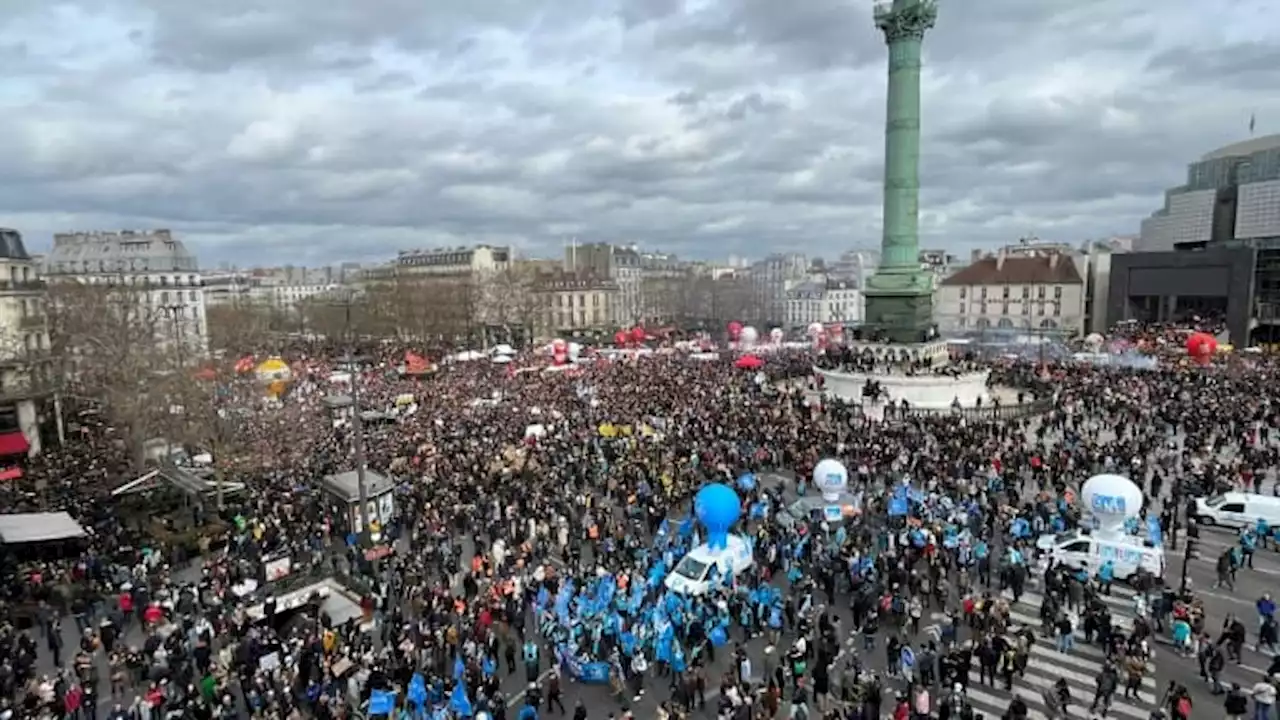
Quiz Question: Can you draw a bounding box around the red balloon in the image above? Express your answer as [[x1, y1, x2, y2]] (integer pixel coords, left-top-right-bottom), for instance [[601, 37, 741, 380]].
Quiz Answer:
[[614, 331, 629, 346], [727, 321, 743, 341], [631, 326, 646, 343], [1186, 332, 1217, 358]]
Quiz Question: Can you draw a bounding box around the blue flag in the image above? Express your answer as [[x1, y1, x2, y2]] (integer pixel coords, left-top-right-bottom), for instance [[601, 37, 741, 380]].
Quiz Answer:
[[678, 515, 694, 537], [888, 485, 909, 516], [450, 682, 474, 717], [408, 674, 427, 708], [1147, 515, 1163, 546], [709, 625, 728, 647], [452, 656, 465, 680], [369, 689, 397, 716]]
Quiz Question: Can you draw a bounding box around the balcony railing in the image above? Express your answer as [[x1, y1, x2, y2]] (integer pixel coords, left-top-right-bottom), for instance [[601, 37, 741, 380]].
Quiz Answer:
[[0, 280, 46, 293], [18, 314, 44, 330]]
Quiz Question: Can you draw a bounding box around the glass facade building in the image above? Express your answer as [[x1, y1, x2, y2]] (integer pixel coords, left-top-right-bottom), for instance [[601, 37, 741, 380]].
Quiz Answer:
[[1138, 134, 1280, 252]]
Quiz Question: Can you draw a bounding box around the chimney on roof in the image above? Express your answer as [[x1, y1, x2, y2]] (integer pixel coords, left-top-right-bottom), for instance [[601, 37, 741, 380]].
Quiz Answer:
[[996, 249, 1006, 272], [1049, 253, 1060, 269]]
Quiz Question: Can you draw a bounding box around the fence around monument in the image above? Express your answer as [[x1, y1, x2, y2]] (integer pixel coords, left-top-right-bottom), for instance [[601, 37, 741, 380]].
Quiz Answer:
[[880, 395, 1053, 422]]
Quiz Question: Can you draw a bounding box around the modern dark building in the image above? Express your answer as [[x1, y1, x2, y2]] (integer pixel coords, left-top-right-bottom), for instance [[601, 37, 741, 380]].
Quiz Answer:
[[1110, 134, 1280, 345]]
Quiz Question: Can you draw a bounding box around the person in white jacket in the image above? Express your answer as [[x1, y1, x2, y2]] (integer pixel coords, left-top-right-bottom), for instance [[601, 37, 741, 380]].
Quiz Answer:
[[1251, 677, 1276, 719]]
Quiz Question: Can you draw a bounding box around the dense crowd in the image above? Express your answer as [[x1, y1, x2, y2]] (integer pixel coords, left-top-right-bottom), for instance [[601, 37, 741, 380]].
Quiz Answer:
[[0, 324, 1278, 720]]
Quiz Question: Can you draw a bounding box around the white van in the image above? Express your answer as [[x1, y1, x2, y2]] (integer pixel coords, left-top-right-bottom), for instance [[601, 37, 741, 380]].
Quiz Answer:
[[1194, 493, 1280, 531], [1035, 530, 1165, 581], [664, 535, 755, 596]]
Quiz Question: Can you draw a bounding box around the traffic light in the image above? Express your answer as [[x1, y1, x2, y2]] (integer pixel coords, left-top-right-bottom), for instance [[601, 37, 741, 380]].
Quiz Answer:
[[1179, 536, 1198, 593]]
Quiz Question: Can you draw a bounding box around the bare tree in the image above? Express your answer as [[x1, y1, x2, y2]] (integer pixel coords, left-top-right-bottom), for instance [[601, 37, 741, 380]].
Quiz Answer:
[[475, 264, 541, 344], [46, 280, 176, 466], [205, 302, 279, 354]]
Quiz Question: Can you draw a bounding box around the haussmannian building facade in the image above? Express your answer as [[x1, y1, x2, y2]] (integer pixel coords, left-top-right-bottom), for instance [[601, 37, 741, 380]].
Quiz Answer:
[[532, 271, 618, 339]]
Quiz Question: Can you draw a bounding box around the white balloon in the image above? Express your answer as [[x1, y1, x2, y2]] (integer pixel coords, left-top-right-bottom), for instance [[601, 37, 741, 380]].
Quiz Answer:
[[769, 328, 784, 344], [1080, 473, 1143, 532], [812, 458, 849, 502], [806, 322, 824, 337], [740, 326, 759, 345]]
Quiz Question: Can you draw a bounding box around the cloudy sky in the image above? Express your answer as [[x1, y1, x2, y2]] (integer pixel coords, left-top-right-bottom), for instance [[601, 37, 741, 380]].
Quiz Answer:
[[1, 0, 1275, 267]]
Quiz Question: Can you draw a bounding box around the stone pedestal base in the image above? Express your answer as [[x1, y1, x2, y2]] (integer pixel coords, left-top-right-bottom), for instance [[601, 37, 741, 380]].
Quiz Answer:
[[815, 366, 991, 410]]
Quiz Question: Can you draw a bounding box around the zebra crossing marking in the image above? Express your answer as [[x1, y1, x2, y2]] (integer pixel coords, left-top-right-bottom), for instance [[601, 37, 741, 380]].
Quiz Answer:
[[922, 589, 1156, 720]]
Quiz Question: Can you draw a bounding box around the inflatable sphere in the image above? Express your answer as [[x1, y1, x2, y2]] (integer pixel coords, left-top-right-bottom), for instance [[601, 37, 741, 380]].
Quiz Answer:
[[1186, 332, 1217, 359], [614, 330, 628, 346], [769, 327, 784, 344], [812, 458, 849, 501], [806, 322, 824, 338], [727, 321, 743, 340], [694, 483, 741, 550], [631, 326, 646, 343], [1080, 473, 1143, 533], [739, 326, 759, 346]]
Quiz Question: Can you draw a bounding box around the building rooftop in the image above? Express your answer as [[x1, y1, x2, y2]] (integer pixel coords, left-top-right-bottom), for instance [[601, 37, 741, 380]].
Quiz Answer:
[[45, 229, 199, 274], [1201, 134, 1280, 161], [940, 255, 1083, 286], [0, 230, 31, 262]]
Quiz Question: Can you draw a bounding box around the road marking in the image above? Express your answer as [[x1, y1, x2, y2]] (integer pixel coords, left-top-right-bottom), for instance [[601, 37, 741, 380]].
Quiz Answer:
[[1195, 589, 1258, 607], [507, 668, 556, 708]]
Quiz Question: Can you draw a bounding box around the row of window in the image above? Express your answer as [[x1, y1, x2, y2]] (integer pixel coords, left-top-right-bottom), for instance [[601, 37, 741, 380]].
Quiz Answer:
[[959, 302, 1062, 317], [955, 318, 1059, 329], [958, 285, 1064, 301], [542, 310, 606, 327], [549, 293, 607, 308]]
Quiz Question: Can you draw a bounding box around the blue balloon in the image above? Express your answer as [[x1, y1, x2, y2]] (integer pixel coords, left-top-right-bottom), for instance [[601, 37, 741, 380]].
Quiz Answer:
[[694, 483, 741, 550]]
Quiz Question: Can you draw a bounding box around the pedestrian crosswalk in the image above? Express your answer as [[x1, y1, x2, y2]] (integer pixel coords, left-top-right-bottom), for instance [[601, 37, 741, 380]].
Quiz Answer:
[[927, 585, 1156, 720]]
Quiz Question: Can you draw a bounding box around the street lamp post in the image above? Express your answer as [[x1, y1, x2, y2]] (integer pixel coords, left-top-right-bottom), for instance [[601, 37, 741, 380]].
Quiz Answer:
[[336, 292, 373, 547]]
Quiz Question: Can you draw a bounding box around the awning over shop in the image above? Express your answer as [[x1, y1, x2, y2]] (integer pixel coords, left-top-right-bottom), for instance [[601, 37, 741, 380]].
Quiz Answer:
[[0, 431, 29, 457], [0, 512, 87, 543]]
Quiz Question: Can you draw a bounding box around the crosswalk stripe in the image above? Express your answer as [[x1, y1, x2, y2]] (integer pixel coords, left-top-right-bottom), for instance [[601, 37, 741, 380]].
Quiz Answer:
[[1026, 643, 1157, 688], [928, 609, 1135, 652], [961, 686, 1052, 720], [918, 587, 1158, 720]]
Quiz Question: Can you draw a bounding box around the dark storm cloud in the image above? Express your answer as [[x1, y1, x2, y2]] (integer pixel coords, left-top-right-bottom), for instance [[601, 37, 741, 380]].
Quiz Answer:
[[0, 0, 1274, 265], [1145, 40, 1280, 91]]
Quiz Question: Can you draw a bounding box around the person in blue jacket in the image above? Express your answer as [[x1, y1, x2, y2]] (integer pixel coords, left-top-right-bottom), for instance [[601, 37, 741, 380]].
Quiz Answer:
[[1258, 592, 1276, 627], [1240, 528, 1257, 569], [1097, 559, 1115, 596]]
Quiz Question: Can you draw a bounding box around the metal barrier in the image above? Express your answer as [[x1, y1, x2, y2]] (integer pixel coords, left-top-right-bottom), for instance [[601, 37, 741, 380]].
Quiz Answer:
[[881, 395, 1053, 421]]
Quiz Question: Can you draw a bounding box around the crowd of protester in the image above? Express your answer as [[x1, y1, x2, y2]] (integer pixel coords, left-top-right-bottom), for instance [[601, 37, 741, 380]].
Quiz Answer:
[[0, 321, 1277, 720]]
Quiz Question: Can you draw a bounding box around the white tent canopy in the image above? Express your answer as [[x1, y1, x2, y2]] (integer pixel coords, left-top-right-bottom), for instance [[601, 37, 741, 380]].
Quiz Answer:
[[0, 512, 87, 544]]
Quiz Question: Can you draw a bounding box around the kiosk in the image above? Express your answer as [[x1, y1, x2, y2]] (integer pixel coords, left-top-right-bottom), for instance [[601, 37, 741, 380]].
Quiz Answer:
[[319, 470, 397, 539]]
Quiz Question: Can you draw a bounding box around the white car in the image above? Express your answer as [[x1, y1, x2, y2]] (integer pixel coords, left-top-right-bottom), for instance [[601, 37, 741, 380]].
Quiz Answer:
[[1194, 492, 1280, 531], [664, 535, 755, 596], [1035, 529, 1164, 581]]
